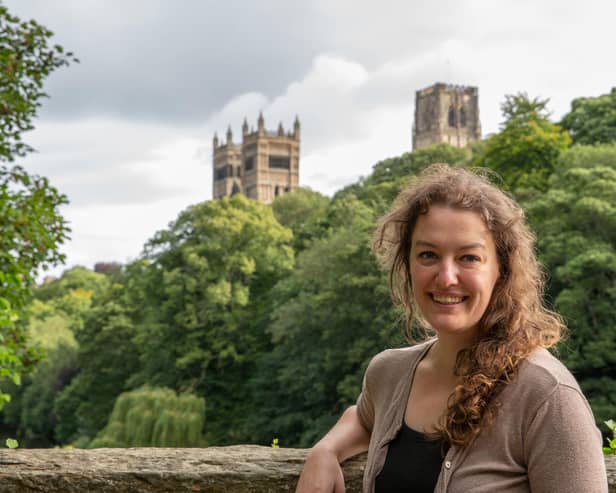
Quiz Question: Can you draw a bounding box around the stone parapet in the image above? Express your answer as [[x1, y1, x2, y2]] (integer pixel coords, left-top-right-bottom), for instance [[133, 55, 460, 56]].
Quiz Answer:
[[0, 445, 613, 492]]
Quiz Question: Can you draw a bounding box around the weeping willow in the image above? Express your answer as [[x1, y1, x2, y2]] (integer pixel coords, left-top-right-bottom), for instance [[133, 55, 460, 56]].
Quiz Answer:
[[90, 386, 206, 447]]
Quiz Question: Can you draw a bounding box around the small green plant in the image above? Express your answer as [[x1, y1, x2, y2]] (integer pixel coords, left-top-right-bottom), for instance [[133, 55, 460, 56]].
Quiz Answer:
[[603, 420, 616, 455], [271, 437, 279, 449], [5, 438, 19, 449]]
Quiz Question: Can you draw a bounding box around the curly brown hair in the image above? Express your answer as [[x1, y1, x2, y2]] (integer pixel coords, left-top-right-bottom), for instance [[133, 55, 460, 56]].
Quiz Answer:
[[373, 163, 565, 447]]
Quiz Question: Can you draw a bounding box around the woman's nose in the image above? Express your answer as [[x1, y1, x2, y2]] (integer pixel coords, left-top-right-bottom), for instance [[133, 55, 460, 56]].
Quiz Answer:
[[435, 260, 458, 287]]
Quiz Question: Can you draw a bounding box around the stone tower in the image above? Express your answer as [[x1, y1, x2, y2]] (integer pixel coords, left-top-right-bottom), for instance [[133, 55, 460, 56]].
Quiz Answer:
[[412, 83, 481, 150], [212, 114, 300, 204]]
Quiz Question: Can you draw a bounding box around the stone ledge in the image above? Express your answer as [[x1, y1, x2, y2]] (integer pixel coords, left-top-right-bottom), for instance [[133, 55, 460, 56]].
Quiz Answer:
[[0, 446, 613, 492]]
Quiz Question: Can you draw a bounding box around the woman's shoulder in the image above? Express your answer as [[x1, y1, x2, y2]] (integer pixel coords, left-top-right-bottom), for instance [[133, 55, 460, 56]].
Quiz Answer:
[[365, 339, 435, 380], [520, 347, 582, 392], [505, 347, 586, 414]]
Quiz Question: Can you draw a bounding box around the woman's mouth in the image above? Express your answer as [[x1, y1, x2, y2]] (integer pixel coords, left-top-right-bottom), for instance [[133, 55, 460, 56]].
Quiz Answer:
[[431, 294, 466, 305]]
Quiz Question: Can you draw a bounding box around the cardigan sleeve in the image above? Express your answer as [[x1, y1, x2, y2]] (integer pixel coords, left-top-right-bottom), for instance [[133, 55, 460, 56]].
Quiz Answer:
[[356, 362, 375, 433], [356, 349, 396, 433], [525, 384, 607, 493]]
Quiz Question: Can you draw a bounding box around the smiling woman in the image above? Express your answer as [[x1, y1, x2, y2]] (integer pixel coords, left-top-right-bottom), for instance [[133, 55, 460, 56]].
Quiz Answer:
[[295, 164, 608, 493], [409, 206, 500, 343]]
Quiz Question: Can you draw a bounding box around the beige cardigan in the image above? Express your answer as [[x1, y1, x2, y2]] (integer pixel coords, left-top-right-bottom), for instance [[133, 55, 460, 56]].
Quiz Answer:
[[356, 339, 608, 493]]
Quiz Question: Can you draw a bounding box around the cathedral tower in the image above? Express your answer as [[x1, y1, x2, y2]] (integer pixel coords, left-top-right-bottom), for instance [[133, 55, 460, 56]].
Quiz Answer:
[[412, 83, 481, 150], [212, 114, 300, 204]]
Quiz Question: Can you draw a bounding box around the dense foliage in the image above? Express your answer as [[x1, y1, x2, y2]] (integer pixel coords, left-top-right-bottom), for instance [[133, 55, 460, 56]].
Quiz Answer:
[[525, 145, 616, 424], [1, 69, 615, 447], [0, 5, 74, 408], [561, 88, 616, 146], [471, 93, 570, 191]]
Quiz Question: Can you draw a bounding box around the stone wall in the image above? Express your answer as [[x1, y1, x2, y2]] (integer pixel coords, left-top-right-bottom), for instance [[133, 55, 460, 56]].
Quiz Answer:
[[0, 446, 614, 492]]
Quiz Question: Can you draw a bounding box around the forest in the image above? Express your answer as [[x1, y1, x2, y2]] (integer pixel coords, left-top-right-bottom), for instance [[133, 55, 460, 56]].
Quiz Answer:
[[2, 85, 616, 448], [1, 4, 616, 450]]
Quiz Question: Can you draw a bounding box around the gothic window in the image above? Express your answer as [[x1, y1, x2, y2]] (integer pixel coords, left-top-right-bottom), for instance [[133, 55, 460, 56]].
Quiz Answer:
[[244, 156, 254, 171], [460, 107, 467, 127], [448, 105, 456, 127], [275, 185, 280, 197], [269, 156, 290, 169], [215, 167, 227, 180]]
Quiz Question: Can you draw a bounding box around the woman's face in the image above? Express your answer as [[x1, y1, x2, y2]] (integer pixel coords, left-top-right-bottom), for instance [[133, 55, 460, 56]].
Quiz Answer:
[[410, 205, 500, 342]]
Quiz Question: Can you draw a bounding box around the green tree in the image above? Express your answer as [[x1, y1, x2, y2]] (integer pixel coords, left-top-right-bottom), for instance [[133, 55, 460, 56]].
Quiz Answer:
[[560, 88, 616, 145], [15, 343, 77, 446], [525, 156, 616, 424], [557, 142, 616, 171], [0, 5, 76, 160], [91, 386, 205, 448], [271, 187, 329, 252], [53, 289, 138, 445], [34, 266, 110, 303], [472, 93, 570, 191], [129, 195, 294, 444], [0, 268, 108, 447], [248, 195, 403, 447], [0, 5, 75, 406]]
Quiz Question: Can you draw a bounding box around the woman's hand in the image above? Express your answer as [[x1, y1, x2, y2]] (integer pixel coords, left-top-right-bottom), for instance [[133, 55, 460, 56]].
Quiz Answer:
[[295, 445, 346, 493], [294, 406, 370, 493]]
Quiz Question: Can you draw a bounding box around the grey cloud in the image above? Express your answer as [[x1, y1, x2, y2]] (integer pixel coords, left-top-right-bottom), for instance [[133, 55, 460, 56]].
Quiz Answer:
[[312, 0, 470, 68], [4, 0, 328, 123]]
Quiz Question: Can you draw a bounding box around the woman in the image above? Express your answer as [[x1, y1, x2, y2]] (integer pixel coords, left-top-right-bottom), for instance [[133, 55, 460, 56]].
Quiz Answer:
[[296, 164, 607, 492]]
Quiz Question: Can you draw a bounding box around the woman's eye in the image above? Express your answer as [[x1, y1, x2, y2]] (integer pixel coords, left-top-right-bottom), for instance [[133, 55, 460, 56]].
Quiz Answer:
[[461, 254, 480, 263], [418, 251, 437, 260]]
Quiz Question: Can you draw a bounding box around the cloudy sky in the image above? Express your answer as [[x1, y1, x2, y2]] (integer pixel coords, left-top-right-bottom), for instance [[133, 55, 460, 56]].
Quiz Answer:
[[4, 0, 616, 277]]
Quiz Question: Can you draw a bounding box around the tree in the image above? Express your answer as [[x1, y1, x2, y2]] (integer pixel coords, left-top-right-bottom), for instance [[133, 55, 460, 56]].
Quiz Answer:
[[129, 195, 294, 444], [560, 88, 616, 145], [557, 142, 616, 171], [271, 187, 329, 252], [91, 386, 205, 448], [0, 5, 76, 161], [34, 266, 110, 303], [525, 154, 616, 425], [472, 93, 570, 191], [15, 343, 77, 447], [0, 268, 107, 447], [53, 290, 139, 445], [248, 195, 404, 447], [0, 5, 75, 407]]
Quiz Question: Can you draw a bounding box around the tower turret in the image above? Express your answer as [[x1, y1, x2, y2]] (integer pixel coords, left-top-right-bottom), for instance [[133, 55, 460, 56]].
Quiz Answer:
[[226, 125, 233, 144], [277, 122, 284, 136], [257, 112, 265, 135], [293, 115, 300, 139], [213, 132, 218, 149], [242, 117, 249, 136]]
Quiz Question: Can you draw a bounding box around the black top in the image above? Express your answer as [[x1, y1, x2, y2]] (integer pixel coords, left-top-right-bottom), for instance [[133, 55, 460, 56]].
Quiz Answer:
[[375, 421, 448, 493]]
